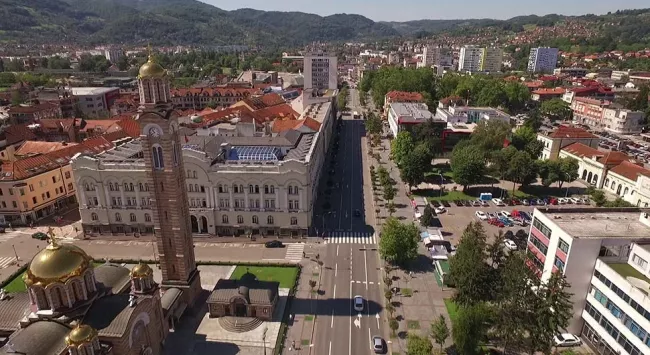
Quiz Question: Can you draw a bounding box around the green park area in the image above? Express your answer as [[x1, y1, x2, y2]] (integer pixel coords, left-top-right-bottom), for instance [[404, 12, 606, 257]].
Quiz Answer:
[[230, 265, 299, 289]]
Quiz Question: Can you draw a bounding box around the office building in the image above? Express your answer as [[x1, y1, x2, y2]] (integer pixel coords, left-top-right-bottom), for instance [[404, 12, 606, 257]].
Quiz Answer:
[[434, 102, 511, 125], [70, 87, 120, 118], [528, 47, 559, 73], [526, 208, 650, 355], [104, 48, 124, 63], [387, 102, 434, 138], [303, 51, 338, 90]]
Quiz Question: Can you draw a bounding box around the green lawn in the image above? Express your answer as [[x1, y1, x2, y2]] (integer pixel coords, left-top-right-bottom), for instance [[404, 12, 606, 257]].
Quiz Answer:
[[230, 265, 299, 288], [444, 298, 458, 323], [424, 190, 475, 201]]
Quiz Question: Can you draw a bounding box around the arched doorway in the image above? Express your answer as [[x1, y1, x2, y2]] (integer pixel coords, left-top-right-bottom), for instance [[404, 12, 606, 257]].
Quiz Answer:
[[616, 185, 622, 195], [587, 172, 593, 184], [200, 216, 208, 234], [582, 170, 588, 180], [232, 298, 247, 317], [593, 174, 598, 185], [190, 216, 198, 233]]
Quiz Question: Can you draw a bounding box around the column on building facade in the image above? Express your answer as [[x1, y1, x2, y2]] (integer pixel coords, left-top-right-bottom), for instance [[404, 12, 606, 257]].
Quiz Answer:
[[275, 188, 280, 211], [244, 189, 249, 211], [135, 187, 141, 207], [205, 189, 211, 208], [95, 189, 102, 207], [120, 188, 126, 207], [229, 189, 234, 210], [212, 187, 218, 211], [299, 188, 305, 212], [259, 189, 264, 211], [79, 188, 88, 206], [104, 185, 111, 207]]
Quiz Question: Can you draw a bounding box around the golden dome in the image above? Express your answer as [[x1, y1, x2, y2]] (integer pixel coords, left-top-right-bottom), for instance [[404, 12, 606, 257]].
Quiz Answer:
[[131, 262, 153, 278], [138, 56, 166, 79], [65, 324, 97, 346], [24, 243, 93, 287]]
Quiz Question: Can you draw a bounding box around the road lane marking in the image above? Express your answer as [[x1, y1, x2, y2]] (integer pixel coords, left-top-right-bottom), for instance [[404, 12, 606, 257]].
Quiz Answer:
[[333, 284, 336, 298], [335, 263, 338, 277], [0, 257, 15, 268], [336, 245, 339, 256], [364, 248, 369, 290], [368, 328, 372, 349], [349, 248, 352, 355], [329, 341, 332, 355]]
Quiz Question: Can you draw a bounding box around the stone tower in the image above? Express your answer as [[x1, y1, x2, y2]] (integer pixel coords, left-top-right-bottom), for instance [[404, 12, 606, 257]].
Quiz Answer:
[[135, 53, 201, 306]]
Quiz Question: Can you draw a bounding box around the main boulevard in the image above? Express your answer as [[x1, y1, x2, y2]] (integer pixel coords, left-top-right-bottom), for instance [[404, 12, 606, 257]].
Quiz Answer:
[[310, 87, 389, 355]]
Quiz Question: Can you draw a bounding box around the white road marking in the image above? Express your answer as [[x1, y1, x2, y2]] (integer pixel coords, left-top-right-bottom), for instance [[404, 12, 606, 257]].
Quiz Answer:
[[376, 313, 380, 328], [349, 249, 353, 355], [0, 257, 15, 268], [354, 318, 361, 328], [335, 263, 338, 277], [331, 310, 334, 328], [336, 245, 339, 256], [329, 341, 332, 355], [284, 243, 304, 262], [364, 249, 369, 290], [368, 328, 372, 349], [333, 284, 337, 298], [324, 231, 376, 244]]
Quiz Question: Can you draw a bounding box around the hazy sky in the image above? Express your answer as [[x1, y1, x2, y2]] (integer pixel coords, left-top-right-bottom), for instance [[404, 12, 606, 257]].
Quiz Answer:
[[199, 0, 649, 22]]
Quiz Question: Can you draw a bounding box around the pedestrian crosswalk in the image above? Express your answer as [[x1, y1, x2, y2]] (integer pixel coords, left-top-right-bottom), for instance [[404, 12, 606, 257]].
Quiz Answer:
[[0, 257, 16, 269], [0, 234, 16, 244], [325, 231, 377, 244], [285, 243, 305, 262]]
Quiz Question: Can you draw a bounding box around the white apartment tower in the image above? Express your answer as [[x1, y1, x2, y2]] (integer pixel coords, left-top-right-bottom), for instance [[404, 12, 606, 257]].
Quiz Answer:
[[422, 46, 453, 67], [459, 46, 502, 73], [528, 47, 559, 73], [303, 51, 338, 90]]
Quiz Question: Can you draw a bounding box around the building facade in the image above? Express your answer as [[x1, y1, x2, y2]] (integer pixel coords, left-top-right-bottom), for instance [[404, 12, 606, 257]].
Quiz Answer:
[[422, 46, 453, 67], [303, 51, 338, 90], [434, 103, 511, 125], [526, 208, 650, 355], [387, 102, 434, 138], [458, 46, 502, 73], [70, 87, 120, 118], [571, 97, 645, 134], [527, 47, 559, 73], [537, 125, 600, 160]]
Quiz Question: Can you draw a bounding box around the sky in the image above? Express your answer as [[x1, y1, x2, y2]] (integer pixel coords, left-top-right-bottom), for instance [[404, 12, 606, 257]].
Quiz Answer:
[[199, 0, 649, 22]]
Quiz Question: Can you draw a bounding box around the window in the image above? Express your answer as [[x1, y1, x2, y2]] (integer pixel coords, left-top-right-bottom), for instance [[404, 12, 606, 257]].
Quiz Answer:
[[189, 184, 194, 192], [222, 215, 229, 224], [8, 188, 12, 196], [1, 201, 5, 208], [237, 215, 244, 224], [267, 216, 274, 224], [200, 185, 205, 193], [252, 215, 259, 224], [291, 217, 298, 225], [558, 238, 569, 253], [65, 171, 71, 179], [187, 169, 191, 178], [219, 199, 230, 208], [554, 256, 565, 272], [32, 197, 37, 204], [202, 199, 207, 207], [193, 171, 197, 179], [67, 183, 73, 191], [12, 201, 17, 208], [52, 176, 56, 183], [115, 213, 122, 222], [532, 218, 552, 239], [130, 213, 136, 222], [0, 188, 3, 196], [633, 254, 648, 269], [152, 146, 164, 169], [46, 192, 50, 199], [20, 188, 25, 196], [91, 213, 98, 221], [529, 235, 548, 254], [145, 214, 151, 222], [218, 184, 224, 193], [22, 201, 27, 209], [28, 184, 34, 192], [172, 141, 178, 166]]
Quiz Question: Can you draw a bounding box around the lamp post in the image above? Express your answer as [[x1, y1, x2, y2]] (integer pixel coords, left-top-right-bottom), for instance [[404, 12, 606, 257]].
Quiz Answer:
[[262, 326, 268, 355], [12, 245, 19, 267]]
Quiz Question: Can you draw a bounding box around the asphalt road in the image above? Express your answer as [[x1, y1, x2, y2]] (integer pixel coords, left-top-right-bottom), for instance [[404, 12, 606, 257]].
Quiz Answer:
[[311, 88, 388, 355]]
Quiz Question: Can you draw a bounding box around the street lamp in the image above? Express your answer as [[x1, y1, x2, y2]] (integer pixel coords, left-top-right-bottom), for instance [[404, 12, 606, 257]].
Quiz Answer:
[[262, 326, 268, 355]]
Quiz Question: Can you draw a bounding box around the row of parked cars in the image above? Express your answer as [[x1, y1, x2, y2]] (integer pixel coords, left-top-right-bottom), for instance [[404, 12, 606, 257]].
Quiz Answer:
[[433, 196, 590, 209], [476, 209, 533, 233]]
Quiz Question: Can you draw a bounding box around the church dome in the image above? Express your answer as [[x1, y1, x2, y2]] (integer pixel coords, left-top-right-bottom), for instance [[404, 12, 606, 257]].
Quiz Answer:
[[65, 324, 97, 346], [131, 262, 153, 278], [24, 243, 93, 287], [139, 56, 166, 79]]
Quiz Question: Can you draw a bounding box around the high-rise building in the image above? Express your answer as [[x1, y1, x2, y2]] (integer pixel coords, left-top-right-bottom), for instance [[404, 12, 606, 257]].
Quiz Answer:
[[528, 47, 559, 73], [303, 51, 338, 90], [458, 46, 502, 73], [422, 46, 453, 67], [104, 48, 124, 63], [135, 54, 202, 304]]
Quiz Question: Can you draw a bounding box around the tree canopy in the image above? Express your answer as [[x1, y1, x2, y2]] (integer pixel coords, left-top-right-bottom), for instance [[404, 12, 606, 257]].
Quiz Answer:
[[379, 217, 420, 266], [450, 143, 487, 190], [406, 333, 434, 355], [540, 98, 572, 121]]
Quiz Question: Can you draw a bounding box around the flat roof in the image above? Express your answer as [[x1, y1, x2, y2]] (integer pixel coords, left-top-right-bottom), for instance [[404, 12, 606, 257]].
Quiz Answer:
[[536, 208, 650, 238], [71, 87, 119, 96]]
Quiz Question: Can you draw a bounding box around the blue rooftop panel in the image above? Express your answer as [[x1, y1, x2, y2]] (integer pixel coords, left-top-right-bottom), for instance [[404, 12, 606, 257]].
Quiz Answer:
[[229, 146, 282, 161]]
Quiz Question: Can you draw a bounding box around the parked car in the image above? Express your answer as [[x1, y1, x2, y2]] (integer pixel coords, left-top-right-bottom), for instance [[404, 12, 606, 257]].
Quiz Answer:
[[487, 212, 497, 219], [554, 333, 582, 347], [488, 218, 505, 228], [535, 199, 545, 205], [569, 197, 581, 204], [504, 239, 518, 250], [354, 295, 364, 311], [441, 201, 451, 208], [431, 201, 441, 207], [0, 227, 5, 233], [372, 336, 386, 354], [480, 200, 490, 207], [498, 211, 511, 219], [519, 211, 532, 223], [522, 199, 530, 206], [434, 207, 446, 214], [475, 211, 489, 220], [558, 197, 569, 204], [32, 232, 48, 240], [265, 240, 284, 248], [492, 198, 506, 207], [498, 217, 514, 227]]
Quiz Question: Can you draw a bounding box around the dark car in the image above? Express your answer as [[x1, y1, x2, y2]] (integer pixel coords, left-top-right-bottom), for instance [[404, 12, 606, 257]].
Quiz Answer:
[[32, 232, 48, 240], [354, 209, 361, 217], [264, 240, 284, 248], [0, 227, 5, 233], [441, 201, 451, 208]]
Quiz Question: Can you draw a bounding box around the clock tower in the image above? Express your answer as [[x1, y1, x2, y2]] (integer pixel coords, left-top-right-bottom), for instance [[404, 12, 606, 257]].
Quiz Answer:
[[135, 54, 202, 306]]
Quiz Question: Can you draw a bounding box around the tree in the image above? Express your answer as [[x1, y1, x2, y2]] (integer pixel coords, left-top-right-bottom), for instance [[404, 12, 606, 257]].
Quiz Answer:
[[400, 144, 431, 190], [499, 148, 538, 194], [469, 119, 512, 153], [11, 90, 24, 105], [420, 204, 435, 227], [391, 131, 415, 167], [411, 119, 444, 157], [523, 109, 543, 131], [383, 184, 396, 203], [538, 157, 579, 188], [447, 222, 491, 306], [116, 55, 129, 71], [379, 217, 419, 266], [47, 56, 71, 70], [527, 272, 573, 354], [0, 72, 16, 86], [450, 144, 486, 190], [504, 81, 531, 111], [591, 189, 608, 206], [540, 98, 572, 121], [452, 303, 490, 355], [430, 315, 450, 353], [377, 166, 391, 187], [406, 333, 433, 355], [364, 112, 382, 137], [337, 88, 348, 112], [389, 318, 399, 337]]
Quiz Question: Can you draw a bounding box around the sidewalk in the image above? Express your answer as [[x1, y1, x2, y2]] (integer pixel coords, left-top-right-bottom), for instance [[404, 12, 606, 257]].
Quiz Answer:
[[282, 245, 320, 354]]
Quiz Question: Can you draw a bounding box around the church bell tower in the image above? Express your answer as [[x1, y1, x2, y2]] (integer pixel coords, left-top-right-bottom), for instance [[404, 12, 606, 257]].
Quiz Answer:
[[135, 51, 201, 305]]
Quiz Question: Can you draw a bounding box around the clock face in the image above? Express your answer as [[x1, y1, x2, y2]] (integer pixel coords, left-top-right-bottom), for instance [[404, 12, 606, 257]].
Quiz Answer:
[[148, 127, 161, 138]]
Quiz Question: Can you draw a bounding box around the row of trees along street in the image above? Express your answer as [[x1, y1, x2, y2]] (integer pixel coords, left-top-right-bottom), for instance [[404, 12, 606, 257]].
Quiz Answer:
[[448, 222, 573, 354]]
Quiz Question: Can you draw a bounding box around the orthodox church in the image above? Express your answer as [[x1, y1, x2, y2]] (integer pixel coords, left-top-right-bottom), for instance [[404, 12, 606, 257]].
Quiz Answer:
[[0, 53, 201, 355]]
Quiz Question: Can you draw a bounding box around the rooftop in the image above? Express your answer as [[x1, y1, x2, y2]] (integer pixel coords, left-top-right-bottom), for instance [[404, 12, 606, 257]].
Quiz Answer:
[[70, 87, 119, 96], [536, 208, 650, 239], [389, 102, 433, 122], [546, 125, 599, 139], [605, 262, 650, 294]]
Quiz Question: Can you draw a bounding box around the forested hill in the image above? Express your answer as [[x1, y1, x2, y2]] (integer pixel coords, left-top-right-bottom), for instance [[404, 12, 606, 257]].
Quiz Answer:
[[1, 0, 650, 49], [0, 0, 400, 46]]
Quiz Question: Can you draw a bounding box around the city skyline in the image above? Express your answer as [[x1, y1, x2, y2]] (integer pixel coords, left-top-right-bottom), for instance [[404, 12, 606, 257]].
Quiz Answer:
[[200, 0, 649, 22]]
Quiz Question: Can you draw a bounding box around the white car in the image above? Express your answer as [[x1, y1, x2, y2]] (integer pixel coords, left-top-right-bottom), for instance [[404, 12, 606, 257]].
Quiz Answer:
[[558, 197, 569, 204], [569, 197, 581, 204], [434, 207, 446, 214], [354, 295, 364, 312], [475, 211, 488, 220], [554, 333, 582, 347], [504, 239, 517, 250], [492, 198, 505, 206], [498, 211, 511, 219]]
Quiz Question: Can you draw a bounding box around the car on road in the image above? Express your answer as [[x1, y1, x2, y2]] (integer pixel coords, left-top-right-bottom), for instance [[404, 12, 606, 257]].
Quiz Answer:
[[353, 295, 364, 311], [354, 209, 361, 217], [492, 198, 505, 206], [554, 333, 582, 347], [372, 336, 386, 354], [504, 239, 518, 250], [32, 232, 48, 240], [475, 211, 488, 220], [264, 240, 284, 248], [434, 207, 446, 214]]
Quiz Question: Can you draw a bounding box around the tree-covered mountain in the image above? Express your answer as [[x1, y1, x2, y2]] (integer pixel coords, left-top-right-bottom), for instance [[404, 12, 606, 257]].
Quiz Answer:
[[0, 0, 399, 46]]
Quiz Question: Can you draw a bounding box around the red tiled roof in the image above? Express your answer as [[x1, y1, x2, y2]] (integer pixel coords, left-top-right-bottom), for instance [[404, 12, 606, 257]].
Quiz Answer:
[[15, 141, 78, 156], [385, 91, 424, 102], [2, 124, 37, 145], [561, 143, 604, 158], [598, 151, 630, 166], [295, 117, 321, 132], [8, 102, 59, 114], [609, 161, 650, 181], [115, 117, 140, 138], [532, 88, 566, 95], [271, 119, 299, 133], [170, 87, 259, 98], [524, 81, 544, 89], [549, 126, 599, 139]]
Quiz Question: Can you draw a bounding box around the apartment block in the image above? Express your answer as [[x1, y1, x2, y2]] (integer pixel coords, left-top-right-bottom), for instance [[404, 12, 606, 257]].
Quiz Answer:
[[303, 51, 338, 90], [458, 46, 502, 73], [528, 47, 559, 73]]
